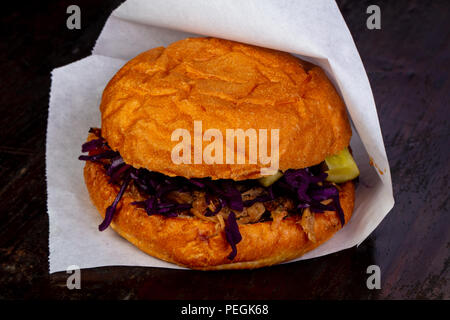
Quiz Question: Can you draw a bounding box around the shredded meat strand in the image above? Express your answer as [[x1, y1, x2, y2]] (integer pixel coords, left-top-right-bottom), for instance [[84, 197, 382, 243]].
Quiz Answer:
[[237, 202, 266, 224], [300, 208, 316, 242]]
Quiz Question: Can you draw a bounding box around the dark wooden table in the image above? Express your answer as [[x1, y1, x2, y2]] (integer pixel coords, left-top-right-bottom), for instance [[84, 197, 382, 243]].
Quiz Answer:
[[0, 0, 448, 300]]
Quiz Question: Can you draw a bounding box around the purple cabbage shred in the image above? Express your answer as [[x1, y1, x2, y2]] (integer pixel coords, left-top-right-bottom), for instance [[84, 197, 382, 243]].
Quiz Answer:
[[278, 168, 345, 226], [81, 138, 105, 152], [98, 172, 131, 231], [225, 212, 242, 260]]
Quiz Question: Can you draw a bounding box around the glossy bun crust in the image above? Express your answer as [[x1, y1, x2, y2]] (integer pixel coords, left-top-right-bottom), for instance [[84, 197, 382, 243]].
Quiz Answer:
[[84, 160, 355, 270], [100, 37, 351, 180]]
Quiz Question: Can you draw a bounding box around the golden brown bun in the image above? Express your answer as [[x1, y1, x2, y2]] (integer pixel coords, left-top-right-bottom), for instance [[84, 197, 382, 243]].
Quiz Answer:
[[100, 37, 351, 180], [84, 160, 355, 270]]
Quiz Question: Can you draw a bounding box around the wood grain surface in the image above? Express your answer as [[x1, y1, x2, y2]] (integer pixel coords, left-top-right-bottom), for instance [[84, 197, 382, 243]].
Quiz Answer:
[[0, 0, 448, 299]]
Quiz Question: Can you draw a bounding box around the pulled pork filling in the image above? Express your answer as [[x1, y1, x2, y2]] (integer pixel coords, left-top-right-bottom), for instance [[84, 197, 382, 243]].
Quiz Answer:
[[79, 128, 344, 260]]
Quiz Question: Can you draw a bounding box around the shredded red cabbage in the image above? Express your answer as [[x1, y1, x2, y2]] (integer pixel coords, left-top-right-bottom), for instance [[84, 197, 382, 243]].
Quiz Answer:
[[98, 171, 131, 231], [275, 168, 345, 226], [225, 211, 242, 260], [131, 196, 191, 217], [80, 129, 346, 259], [79, 150, 119, 162], [81, 138, 105, 152]]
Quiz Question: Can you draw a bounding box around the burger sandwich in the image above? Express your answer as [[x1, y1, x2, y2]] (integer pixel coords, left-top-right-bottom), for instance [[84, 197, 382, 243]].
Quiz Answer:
[[79, 37, 359, 270]]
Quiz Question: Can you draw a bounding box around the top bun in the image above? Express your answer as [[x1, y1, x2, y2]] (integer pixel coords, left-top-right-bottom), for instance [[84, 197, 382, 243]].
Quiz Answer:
[[100, 37, 351, 180]]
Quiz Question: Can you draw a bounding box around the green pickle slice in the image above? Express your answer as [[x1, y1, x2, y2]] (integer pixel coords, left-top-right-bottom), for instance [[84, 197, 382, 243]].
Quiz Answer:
[[258, 171, 283, 187], [324, 147, 360, 183]]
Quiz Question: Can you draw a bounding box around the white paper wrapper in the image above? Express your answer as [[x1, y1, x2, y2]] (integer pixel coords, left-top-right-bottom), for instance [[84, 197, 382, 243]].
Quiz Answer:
[[47, 0, 394, 273]]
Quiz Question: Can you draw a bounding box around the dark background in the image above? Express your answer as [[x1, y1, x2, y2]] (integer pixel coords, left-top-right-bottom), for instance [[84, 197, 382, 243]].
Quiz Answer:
[[0, 0, 448, 300]]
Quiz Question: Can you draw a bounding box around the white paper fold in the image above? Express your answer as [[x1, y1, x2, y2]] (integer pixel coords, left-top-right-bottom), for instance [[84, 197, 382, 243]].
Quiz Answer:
[[47, 0, 394, 273]]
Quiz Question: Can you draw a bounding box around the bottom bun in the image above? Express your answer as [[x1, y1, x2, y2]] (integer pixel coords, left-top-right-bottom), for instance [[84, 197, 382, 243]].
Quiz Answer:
[[84, 161, 355, 270]]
